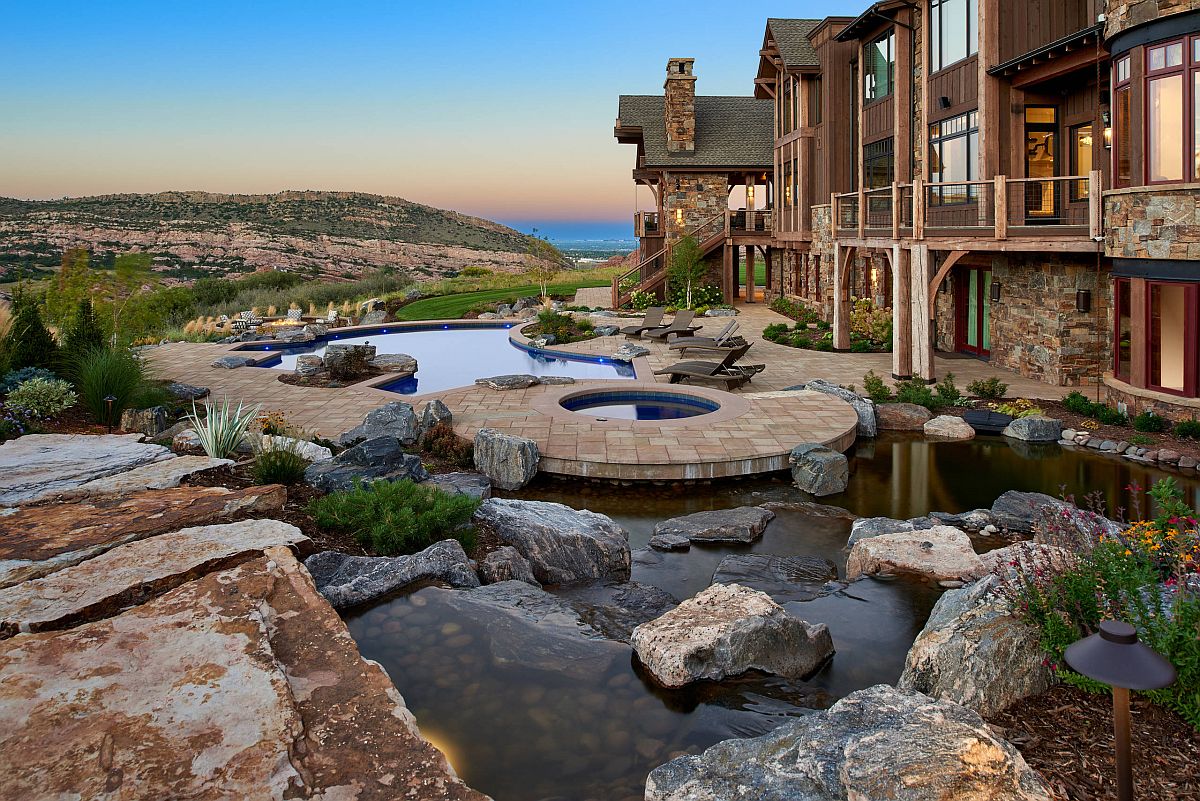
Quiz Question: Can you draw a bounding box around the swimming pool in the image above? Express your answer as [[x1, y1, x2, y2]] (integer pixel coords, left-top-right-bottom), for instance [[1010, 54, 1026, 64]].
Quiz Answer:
[[242, 324, 635, 395]]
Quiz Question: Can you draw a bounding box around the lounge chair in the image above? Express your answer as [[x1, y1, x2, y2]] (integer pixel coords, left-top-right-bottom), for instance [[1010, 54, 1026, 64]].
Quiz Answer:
[[621, 307, 668, 338], [653, 344, 765, 390], [643, 309, 702, 341], [667, 320, 745, 353]]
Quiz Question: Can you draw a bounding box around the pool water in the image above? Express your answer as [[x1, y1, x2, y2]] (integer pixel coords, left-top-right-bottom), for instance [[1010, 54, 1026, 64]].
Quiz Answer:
[[560, 391, 719, 421], [347, 434, 1200, 801], [249, 325, 634, 395]]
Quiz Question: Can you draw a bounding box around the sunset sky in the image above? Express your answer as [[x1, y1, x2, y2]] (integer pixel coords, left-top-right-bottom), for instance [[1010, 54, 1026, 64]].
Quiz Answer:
[[0, 1, 844, 239]]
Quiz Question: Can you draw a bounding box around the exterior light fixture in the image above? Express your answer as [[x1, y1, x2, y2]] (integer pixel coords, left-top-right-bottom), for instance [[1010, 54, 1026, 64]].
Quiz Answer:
[[674, 208, 683, 225], [989, 281, 1001, 303], [1076, 289, 1092, 313], [103, 395, 117, 433], [746, 185, 756, 210], [938, 96, 952, 109], [1064, 620, 1176, 801], [1102, 110, 1113, 149]]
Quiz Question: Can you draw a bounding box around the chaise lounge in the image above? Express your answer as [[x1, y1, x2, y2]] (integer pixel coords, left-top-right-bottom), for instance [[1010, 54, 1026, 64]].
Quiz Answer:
[[667, 320, 745, 354], [620, 307, 668, 338], [642, 309, 703, 341], [653, 343, 766, 390]]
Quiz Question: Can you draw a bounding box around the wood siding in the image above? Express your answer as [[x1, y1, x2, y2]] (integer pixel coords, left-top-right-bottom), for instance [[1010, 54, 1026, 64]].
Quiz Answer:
[[928, 57, 980, 123], [998, 0, 1099, 64], [863, 96, 895, 143]]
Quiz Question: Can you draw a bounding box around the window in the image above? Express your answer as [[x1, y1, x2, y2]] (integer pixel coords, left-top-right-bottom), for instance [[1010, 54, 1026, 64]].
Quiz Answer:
[[1141, 37, 1200, 184], [1070, 124, 1093, 201], [1113, 56, 1132, 186], [864, 30, 895, 102], [928, 110, 979, 203], [809, 77, 822, 125], [864, 138, 894, 188], [930, 0, 978, 72], [1149, 282, 1193, 393], [1114, 278, 1132, 383], [1148, 72, 1184, 181]]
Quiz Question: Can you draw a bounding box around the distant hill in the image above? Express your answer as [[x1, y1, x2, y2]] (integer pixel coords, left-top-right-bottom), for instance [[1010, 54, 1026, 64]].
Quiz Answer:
[[0, 190, 537, 282]]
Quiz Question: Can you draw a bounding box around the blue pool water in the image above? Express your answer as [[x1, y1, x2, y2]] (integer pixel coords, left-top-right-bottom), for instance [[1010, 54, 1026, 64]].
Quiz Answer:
[[244, 325, 634, 395], [560, 390, 719, 421]]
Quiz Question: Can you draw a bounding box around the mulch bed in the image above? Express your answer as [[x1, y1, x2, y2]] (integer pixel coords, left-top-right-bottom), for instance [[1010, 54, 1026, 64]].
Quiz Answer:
[[989, 684, 1200, 801], [29, 406, 112, 436], [1035, 399, 1200, 461]]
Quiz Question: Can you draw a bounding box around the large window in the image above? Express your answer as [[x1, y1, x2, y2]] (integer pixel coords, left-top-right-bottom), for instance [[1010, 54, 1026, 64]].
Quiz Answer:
[[1115, 279, 1132, 383], [929, 110, 979, 203], [864, 138, 894, 188], [1069, 124, 1094, 201], [1113, 277, 1199, 397], [930, 0, 978, 72], [1143, 37, 1200, 184], [864, 30, 895, 102]]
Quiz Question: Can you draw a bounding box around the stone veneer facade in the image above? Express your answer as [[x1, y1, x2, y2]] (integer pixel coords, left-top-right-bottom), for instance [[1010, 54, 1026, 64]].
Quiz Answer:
[[1105, 0, 1200, 38], [1105, 187, 1200, 259], [664, 59, 697, 153], [663, 172, 730, 241]]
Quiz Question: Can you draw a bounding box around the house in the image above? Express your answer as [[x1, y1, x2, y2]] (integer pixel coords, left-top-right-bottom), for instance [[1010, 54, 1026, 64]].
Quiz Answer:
[[614, 0, 1200, 419]]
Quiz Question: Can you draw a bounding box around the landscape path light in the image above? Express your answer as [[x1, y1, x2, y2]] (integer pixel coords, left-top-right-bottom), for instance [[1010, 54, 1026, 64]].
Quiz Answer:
[[103, 395, 117, 433], [1063, 619, 1176, 801]]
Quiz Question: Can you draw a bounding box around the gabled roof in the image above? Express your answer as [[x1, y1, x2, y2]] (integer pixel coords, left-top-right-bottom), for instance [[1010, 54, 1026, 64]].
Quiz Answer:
[[766, 18, 822, 69], [836, 1, 913, 42], [615, 95, 773, 169]]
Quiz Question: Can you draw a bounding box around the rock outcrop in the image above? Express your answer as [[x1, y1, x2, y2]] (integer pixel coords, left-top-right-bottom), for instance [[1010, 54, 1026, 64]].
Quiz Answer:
[[472, 428, 539, 491], [789, 444, 849, 496], [478, 546, 540, 586], [845, 525, 985, 582], [630, 583, 833, 688], [652, 506, 775, 544], [0, 434, 175, 506], [304, 540, 481, 609], [472, 499, 631, 585], [875, 403, 933, 431], [644, 684, 1053, 801], [337, 401, 418, 446], [304, 436, 430, 493]]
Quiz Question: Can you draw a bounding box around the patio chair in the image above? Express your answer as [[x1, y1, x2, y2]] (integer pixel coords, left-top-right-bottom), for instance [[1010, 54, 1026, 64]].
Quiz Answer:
[[286, 308, 303, 322], [667, 320, 745, 353], [620, 307, 668, 338], [653, 343, 765, 390], [642, 309, 702, 341]]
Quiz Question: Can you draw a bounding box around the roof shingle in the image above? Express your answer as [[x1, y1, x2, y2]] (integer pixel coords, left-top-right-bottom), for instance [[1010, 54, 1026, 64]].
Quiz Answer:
[[616, 95, 772, 169], [766, 18, 822, 69]]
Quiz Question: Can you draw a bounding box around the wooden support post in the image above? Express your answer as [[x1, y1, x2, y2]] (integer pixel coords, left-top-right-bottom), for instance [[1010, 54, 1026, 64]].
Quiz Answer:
[[1089, 169, 1103, 239], [911, 244, 936, 382], [857, 186, 866, 239], [891, 182, 901, 240], [913, 178, 925, 240], [722, 242, 734, 304], [732, 245, 741, 299], [892, 246, 913, 379], [745, 245, 757, 303], [833, 245, 852, 350], [994, 175, 1008, 239]]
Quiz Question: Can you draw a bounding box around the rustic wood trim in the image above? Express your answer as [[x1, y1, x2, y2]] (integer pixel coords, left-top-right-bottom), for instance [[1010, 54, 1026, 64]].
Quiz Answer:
[[994, 175, 1008, 239], [892, 245, 913, 378], [929, 249, 970, 298]]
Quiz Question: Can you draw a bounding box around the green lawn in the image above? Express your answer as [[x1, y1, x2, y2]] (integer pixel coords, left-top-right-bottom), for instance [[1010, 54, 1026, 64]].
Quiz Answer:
[[737, 264, 768, 285], [393, 280, 609, 321]]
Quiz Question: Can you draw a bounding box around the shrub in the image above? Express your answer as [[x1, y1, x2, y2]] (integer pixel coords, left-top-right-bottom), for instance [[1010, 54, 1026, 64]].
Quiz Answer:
[[966, 377, 1008, 400], [862, 370, 893, 404], [186, 396, 261, 459], [6, 377, 77, 418], [1094, 405, 1129, 426], [4, 300, 57, 371], [251, 442, 310, 485], [629, 290, 656, 311], [0, 366, 56, 394], [993, 399, 1043, 418], [72, 348, 151, 427], [1129, 433, 1155, 447], [258, 409, 291, 437], [848, 297, 893, 348], [1134, 410, 1170, 433], [307, 479, 479, 556], [934, 373, 964, 406], [60, 298, 108, 357], [421, 422, 473, 468], [0, 403, 38, 441], [327, 347, 374, 382], [1063, 390, 1093, 415], [1174, 419, 1200, 440], [895, 378, 941, 410], [459, 266, 493, 278]]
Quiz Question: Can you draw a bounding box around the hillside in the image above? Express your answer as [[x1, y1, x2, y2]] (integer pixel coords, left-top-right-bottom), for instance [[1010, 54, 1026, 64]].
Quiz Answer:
[[0, 190, 536, 282]]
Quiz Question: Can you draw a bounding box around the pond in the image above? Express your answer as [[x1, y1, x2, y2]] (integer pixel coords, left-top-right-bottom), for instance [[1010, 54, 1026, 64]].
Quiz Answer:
[[242, 324, 635, 395], [345, 434, 1200, 801]]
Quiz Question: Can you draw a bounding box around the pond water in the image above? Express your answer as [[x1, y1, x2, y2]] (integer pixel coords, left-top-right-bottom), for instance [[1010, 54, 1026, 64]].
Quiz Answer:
[[345, 434, 1200, 801], [244, 325, 635, 395]]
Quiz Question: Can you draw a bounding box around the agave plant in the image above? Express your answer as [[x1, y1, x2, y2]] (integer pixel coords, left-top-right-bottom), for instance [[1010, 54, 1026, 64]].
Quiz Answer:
[[188, 396, 262, 459]]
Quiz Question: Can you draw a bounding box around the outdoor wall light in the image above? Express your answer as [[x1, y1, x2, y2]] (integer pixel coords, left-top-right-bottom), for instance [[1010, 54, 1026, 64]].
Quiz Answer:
[[1102, 110, 1113, 149], [1064, 620, 1176, 801], [746, 185, 756, 210], [989, 281, 1001, 303], [938, 96, 952, 109], [1076, 289, 1093, 313], [674, 208, 683, 225]]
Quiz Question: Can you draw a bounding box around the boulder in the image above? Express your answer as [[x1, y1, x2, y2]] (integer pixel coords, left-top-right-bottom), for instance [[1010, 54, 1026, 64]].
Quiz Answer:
[[360, 309, 387, 325], [496, 304, 512, 317], [473, 428, 539, 491], [1002, 415, 1063, 442], [478, 546, 539, 586], [294, 354, 325, 377], [652, 506, 775, 544], [372, 353, 418, 375], [337, 401, 418, 446], [535, 375, 575, 385], [800, 379, 877, 438], [899, 574, 1054, 718], [845, 525, 985, 582], [302, 322, 328, 337], [711, 554, 839, 602], [0, 485, 286, 589], [594, 325, 619, 336], [644, 684, 1053, 801], [875, 403, 933, 430], [166, 382, 209, 401], [304, 436, 430, 493], [324, 343, 377, 376], [924, 414, 975, 440], [648, 532, 692, 551], [210, 354, 255, 369], [259, 435, 333, 463], [705, 308, 738, 317], [304, 540, 481, 609], [425, 471, 492, 500], [989, 490, 1123, 538], [0, 434, 175, 506], [612, 343, 650, 361], [472, 498, 630, 585], [555, 580, 680, 642], [418, 399, 453, 435], [474, 374, 539, 391], [120, 406, 170, 437], [531, 335, 556, 348], [848, 516, 914, 545], [630, 583, 833, 688], [477, 312, 500, 320], [57, 455, 233, 499], [930, 508, 998, 531], [0, 520, 309, 635], [760, 500, 858, 519], [789, 443, 849, 496]]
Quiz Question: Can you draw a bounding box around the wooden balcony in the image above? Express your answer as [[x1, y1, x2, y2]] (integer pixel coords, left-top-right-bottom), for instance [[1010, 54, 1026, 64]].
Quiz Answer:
[[634, 211, 660, 238], [833, 172, 1103, 252]]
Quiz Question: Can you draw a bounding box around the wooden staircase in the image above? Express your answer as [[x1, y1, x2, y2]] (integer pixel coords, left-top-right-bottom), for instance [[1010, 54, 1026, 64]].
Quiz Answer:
[[611, 211, 728, 309]]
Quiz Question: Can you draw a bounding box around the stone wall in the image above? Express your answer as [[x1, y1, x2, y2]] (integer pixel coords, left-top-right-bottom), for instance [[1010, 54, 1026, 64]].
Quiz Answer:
[[1104, 377, 1200, 422], [663, 172, 729, 240], [1105, 0, 1199, 38], [1105, 187, 1200, 259], [934, 282, 956, 351], [988, 254, 1112, 387], [664, 59, 697, 153]]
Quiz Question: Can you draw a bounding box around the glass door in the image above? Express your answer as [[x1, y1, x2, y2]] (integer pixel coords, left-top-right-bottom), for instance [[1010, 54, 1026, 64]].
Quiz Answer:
[[1025, 106, 1058, 223], [955, 266, 991, 357]]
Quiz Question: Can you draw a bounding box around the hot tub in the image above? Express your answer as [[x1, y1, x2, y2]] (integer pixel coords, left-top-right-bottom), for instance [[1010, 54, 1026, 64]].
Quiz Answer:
[[559, 389, 719, 421]]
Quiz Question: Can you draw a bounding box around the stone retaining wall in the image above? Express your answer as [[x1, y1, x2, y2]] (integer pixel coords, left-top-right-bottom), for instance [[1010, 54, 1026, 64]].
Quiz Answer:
[[1105, 187, 1200, 260]]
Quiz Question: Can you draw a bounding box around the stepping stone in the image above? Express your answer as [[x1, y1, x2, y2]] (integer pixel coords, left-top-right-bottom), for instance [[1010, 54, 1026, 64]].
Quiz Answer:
[[0, 434, 174, 506], [0, 520, 309, 635], [653, 506, 775, 544], [0, 485, 287, 589], [845, 525, 985, 582]]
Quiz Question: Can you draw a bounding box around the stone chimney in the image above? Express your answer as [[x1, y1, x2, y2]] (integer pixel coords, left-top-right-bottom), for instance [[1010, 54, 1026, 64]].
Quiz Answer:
[[664, 58, 697, 153]]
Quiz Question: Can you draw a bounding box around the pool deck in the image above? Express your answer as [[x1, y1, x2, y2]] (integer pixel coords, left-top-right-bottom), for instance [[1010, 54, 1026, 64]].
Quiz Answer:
[[143, 302, 1064, 480]]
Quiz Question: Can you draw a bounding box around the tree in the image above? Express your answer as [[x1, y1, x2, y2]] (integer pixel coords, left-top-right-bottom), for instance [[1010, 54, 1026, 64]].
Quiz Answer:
[[44, 248, 93, 329], [4, 294, 58, 371], [668, 235, 705, 309], [60, 298, 107, 357], [102, 253, 155, 345], [523, 229, 566, 305]]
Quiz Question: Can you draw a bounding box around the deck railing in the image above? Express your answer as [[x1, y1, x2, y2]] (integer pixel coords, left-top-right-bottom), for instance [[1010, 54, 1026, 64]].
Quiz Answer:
[[612, 210, 727, 308], [833, 171, 1102, 242], [634, 211, 660, 238]]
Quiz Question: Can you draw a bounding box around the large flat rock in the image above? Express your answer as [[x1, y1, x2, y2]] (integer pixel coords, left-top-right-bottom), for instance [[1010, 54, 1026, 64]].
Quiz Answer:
[[56, 455, 234, 499], [0, 548, 489, 800], [0, 485, 287, 589], [0, 434, 175, 506], [652, 506, 775, 544], [305, 540, 481, 609], [0, 520, 309, 635], [845, 525, 985, 582]]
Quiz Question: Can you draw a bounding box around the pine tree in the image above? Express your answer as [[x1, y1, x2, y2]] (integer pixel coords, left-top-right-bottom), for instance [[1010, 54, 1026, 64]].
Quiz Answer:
[[5, 297, 58, 371], [61, 298, 107, 357]]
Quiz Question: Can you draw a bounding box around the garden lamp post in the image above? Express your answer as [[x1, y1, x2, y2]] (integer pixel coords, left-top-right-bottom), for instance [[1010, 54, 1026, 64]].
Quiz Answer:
[[103, 395, 117, 433], [1063, 620, 1176, 801]]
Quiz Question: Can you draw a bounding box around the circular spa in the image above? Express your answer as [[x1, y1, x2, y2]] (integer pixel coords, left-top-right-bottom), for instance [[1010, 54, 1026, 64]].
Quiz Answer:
[[559, 389, 720, 421]]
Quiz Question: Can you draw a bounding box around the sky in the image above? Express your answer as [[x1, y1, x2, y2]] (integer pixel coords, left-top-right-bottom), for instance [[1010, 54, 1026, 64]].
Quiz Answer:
[[0, 1, 847, 240]]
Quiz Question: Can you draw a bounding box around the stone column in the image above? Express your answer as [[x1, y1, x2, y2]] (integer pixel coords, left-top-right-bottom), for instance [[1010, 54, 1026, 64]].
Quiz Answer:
[[891, 245, 913, 379]]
